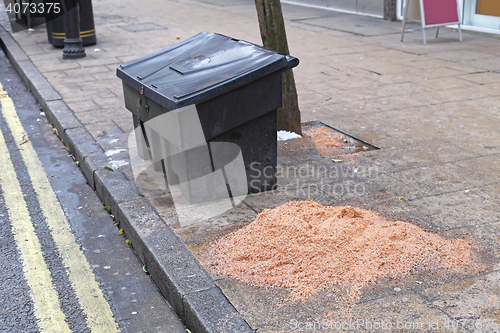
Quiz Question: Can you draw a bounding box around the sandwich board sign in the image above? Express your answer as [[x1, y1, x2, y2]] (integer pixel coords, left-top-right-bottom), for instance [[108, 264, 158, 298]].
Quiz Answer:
[[401, 0, 462, 45]]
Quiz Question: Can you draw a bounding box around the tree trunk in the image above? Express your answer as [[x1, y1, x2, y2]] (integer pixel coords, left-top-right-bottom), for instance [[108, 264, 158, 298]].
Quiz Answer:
[[254, 0, 302, 135]]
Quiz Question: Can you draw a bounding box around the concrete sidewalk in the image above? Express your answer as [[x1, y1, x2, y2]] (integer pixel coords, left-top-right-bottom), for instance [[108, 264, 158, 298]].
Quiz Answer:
[[1, 0, 500, 331]]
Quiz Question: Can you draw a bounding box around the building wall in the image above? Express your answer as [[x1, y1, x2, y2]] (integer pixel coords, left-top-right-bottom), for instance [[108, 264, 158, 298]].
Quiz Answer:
[[288, 0, 385, 17]]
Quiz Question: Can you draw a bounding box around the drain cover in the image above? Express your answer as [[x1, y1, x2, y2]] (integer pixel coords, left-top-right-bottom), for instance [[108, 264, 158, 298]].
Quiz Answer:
[[118, 23, 167, 32]]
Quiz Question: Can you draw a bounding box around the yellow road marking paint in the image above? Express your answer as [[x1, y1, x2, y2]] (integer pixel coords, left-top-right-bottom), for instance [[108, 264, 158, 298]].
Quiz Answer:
[[0, 95, 71, 332], [52, 29, 94, 35], [51, 29, 95, 39], [0, 83, 119, 332]]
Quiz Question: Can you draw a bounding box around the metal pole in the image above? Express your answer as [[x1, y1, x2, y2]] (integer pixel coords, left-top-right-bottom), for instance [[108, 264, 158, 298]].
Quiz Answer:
[[62, 0, 86, 59], [400, 0, 410, 42], [418, 0, 426, 45]]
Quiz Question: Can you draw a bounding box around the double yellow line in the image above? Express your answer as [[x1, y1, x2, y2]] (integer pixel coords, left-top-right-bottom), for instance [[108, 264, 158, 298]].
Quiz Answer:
[[0, 83, 118, 332]]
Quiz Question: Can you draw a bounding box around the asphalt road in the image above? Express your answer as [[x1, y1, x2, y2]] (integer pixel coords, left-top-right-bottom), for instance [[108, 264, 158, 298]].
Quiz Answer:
[[0, 48, 186, 333]]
